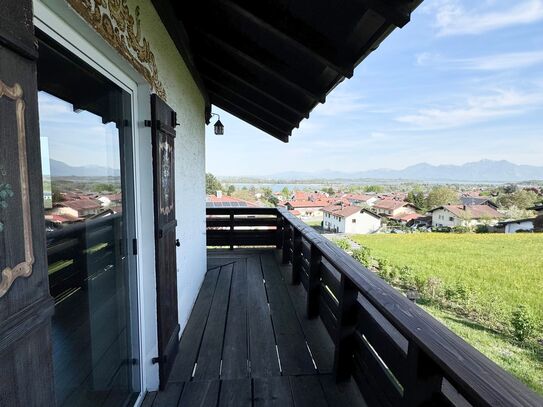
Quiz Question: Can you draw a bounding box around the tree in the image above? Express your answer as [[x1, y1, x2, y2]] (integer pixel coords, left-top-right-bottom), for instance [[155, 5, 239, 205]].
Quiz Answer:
[[364, 185, 384, 193], [281, 186, 290, 198], [205, 173, 223, 195], [227, 184, 236, 196], [407, 186, 426, 211], [426, 186, 459, 209], [322, 186, 335, 195], [496, 190, 539, 210]]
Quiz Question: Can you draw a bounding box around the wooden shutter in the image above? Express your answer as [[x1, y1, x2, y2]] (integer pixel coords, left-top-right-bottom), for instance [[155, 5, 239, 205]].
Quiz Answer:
[[150, 93, 180, 388], [0, 0, 56, 405]]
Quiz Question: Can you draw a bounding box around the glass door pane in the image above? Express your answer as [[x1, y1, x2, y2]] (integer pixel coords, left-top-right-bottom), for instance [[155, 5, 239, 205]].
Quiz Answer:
[[37, 35, 140, 407]]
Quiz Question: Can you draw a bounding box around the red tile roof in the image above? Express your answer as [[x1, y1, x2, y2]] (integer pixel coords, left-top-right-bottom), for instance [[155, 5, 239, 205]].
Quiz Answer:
[[373, 199, 413, 211], [432, 205, 504, 219], [206, 195, 259, 207], [286, 199, 329, 208], [60, 199, 101, 210], [322, 204, 379, 219]]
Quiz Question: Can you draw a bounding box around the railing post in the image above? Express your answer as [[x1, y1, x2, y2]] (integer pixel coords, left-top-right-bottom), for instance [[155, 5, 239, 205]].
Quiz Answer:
[[229, 211, 234, 250], [282, 224, 292, 264], [334, 275, 358, 382], [402, 342, 443, 405], [291, 229, 302, 285], [306, 244, 322, 319], [276, 213, 283, 249]]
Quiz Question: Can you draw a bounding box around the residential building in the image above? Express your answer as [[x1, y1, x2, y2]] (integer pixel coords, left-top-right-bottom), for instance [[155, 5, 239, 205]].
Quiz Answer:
[[285, 199, 330, 217], [373, 199, 418, 218], [342, 193, 379, 207], [206, 193, 260, 208], [497, 218, 535, 234], [322, 205, 381, 234], [430, 205, 504, 228], [460, 196, 498, 209], [54, 199, 103, 218]]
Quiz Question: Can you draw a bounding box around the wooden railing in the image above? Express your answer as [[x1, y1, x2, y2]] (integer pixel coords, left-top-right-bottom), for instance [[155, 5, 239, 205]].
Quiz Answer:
[[206, 207, 542, 406], [47, 214, 122, 300]]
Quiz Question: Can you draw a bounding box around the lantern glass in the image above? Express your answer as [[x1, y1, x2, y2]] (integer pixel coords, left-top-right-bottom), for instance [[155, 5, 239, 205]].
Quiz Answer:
[[214, 119, 224, 135]]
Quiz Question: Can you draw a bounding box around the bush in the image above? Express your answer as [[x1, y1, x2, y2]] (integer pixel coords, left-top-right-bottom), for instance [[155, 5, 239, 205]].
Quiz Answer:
[[335, 239, 351, 251], [511, 305, 536, 342], [352, 247, 372, 267], [474, 225, 489, 233], [452, 225, 471, 233]]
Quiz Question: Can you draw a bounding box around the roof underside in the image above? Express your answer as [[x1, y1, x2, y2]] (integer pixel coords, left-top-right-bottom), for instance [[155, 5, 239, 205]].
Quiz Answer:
[[153, 0, 422, 142]]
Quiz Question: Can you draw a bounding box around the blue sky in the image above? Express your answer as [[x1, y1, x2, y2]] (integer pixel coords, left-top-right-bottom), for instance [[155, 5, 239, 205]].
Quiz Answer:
[[206, 0, 543, 176]]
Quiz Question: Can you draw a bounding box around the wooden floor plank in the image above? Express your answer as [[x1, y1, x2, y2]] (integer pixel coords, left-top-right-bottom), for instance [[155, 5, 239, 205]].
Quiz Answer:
[[178, 380, 220, 406], [221, 260, 249, 380], [260, 254, 316, 376], [275, 253, 334, 374], [253, 376, 294, 407], [141, 391, 157, 407], [193, 264, 234, 380], [217, 379, 252, 407], [153, 383, 184, 407], [289, 376, 328, 407], [246, 255, 280, 378], [169, 267, 220, 382], [319, 375, 367, 407]]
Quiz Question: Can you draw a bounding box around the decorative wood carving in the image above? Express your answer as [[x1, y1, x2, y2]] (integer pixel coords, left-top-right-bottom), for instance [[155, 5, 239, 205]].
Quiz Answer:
[[67, 0, 167, 99], [0, 80, 34, 298], [159, 139, 173, 215]]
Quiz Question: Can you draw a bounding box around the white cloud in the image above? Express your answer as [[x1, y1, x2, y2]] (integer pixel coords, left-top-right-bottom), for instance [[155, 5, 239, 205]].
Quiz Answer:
[[416, 51, 543, 71], [396, 89, 543, 129], [425, 0, 543, 36], [314, 88, 368, 116]]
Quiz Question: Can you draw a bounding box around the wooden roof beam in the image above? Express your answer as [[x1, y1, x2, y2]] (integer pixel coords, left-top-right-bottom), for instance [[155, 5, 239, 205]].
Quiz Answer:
[[358, 0, 413, 28], [203, 75, 301, 128], [218, 0, 353, 79], [196, 29, 325, 103], [198, 57, 309, 119]]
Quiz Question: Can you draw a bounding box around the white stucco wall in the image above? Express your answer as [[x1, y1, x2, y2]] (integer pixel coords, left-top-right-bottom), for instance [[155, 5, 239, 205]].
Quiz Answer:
[[505, 220, 534, 234], [344, 212, 381, 234], [432, 209, 460, 227], [129, 1, 207, 338]]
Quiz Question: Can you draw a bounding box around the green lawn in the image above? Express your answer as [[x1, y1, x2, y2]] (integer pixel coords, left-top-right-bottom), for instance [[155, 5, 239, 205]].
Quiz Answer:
[[350, 233, 543, 394]]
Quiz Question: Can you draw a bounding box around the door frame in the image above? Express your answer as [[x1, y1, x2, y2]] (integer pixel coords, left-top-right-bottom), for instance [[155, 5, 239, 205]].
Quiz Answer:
[[34, 0, 161, 402]]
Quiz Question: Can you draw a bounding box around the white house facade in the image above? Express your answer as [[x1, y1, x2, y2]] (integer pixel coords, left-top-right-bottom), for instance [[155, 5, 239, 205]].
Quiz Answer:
[[431, 205, 504, 228], [323, 206, 381, 234]]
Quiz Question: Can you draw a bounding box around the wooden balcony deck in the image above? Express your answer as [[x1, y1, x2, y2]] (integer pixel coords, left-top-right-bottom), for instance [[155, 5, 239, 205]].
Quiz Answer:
[[143, 248, 366, 406]]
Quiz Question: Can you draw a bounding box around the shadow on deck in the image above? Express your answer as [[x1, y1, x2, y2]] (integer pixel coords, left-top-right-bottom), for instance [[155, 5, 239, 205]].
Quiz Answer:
[[143, 248, 366, 406]]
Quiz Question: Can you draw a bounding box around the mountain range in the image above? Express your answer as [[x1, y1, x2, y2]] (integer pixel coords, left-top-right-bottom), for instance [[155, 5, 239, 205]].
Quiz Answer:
[[49, 159, 121, 177], [267, 160, 543, 182]]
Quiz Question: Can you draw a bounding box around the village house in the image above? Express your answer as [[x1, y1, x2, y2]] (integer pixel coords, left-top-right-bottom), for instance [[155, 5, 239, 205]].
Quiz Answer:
[[53, 199, 103, 218], [285, 199, 330, 217], [497, 218, 535, 234], [206, 191, 259, 208], [342, 193, 379, 207], [97, 192, 123, 207], [460, 196, 498, 209], [430, 205, 504, 228], [322, 204, 381, 234], [373, 199, 418, 218]]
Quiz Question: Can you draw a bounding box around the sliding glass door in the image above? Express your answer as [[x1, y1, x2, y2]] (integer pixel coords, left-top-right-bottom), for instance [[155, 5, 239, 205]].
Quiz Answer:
[[37, 33, 140, 407]]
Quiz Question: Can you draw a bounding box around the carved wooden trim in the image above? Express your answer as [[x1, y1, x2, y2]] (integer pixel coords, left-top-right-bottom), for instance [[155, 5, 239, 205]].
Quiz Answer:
[[159, 138, 173, 215], [66, 0, 167, 99], [0, 80, 34, 298]]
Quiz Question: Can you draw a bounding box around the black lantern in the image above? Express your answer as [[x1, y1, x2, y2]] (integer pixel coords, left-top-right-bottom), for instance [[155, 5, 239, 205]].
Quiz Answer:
[[214, 119, 224, 135]]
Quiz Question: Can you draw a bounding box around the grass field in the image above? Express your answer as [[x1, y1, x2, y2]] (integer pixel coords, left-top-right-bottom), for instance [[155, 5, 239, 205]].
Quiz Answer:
[[350, 233, 543, 394]]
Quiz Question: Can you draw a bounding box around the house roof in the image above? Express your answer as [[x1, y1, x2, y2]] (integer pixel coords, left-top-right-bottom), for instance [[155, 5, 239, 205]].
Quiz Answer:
[[343, 193, 376, 202], [60, 199, 101, 211], [497, 218, 535, 226], [373, 199, 414, 211], [206, 195, 259, 208], [286, 199, 329, 208], [393, 213, 424, 222], [322, 204, 380, 219], [460, 197, 497, 207], [430, 205, 504, 220], [154, 0, 422, 142]]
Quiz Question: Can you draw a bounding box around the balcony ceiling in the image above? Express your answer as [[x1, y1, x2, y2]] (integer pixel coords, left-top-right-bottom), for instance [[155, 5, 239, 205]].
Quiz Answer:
[[153, 0, 422, 142]]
